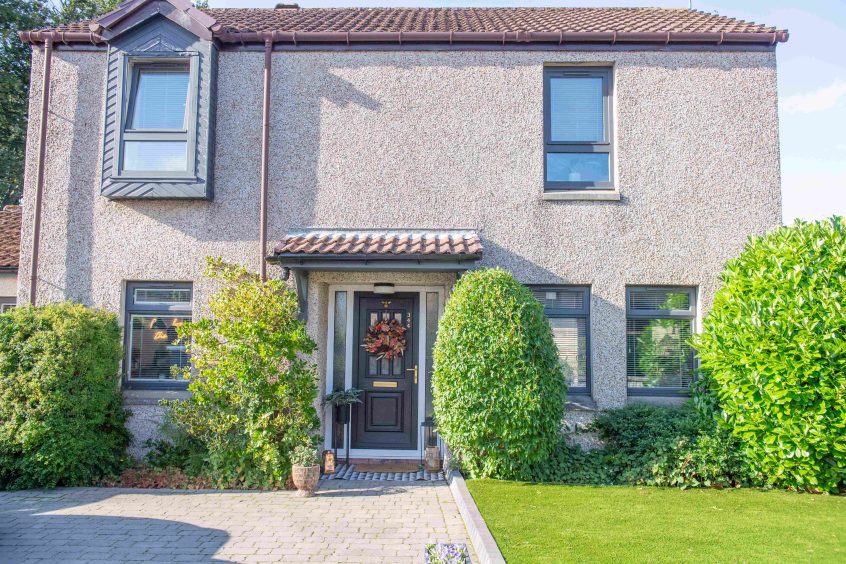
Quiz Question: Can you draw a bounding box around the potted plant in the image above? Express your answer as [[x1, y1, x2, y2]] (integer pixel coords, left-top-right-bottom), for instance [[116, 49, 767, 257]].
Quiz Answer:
[[323, 388, 363, 464], [290, 444, 321, 497]]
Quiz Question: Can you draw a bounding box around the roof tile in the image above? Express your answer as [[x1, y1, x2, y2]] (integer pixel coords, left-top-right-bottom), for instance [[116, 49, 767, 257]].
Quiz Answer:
[[29, 7, 785, 39], [274, 229, 482, 258]]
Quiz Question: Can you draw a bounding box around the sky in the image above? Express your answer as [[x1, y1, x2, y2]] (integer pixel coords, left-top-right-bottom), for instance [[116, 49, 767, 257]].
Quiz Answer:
[[206, 0, 846, 224]]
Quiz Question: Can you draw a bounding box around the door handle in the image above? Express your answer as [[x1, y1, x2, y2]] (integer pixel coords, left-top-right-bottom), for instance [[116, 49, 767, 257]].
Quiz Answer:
[[407, 365, 418, 384]]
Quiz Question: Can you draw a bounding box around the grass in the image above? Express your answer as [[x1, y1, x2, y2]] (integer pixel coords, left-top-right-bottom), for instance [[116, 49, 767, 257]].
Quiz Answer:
[[466, 480, 846, 563]]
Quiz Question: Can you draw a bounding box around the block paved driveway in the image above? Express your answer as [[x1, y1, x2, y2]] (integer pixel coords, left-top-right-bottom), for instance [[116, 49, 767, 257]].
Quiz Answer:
[[0, 481, 475, 563]]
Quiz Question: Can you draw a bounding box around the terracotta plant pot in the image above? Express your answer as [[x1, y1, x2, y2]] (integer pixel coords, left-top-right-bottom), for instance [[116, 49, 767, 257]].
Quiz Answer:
[[291, 464, 320, 497]]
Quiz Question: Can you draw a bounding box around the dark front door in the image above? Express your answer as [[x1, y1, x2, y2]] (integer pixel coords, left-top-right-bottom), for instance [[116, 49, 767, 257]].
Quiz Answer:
[[352, 293, 418, 450]]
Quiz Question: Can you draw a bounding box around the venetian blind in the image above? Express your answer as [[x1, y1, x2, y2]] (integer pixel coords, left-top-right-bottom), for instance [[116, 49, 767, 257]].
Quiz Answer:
[[549, 76, 604, 143]]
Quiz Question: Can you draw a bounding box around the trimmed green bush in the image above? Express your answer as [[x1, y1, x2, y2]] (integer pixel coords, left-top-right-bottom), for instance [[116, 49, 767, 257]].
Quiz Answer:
[[165, 258, 320, 488], [694, 217, 846, 492], [530, 403, 754, 488], [0, 303, 128, 490], [432, 268, 566, 479]]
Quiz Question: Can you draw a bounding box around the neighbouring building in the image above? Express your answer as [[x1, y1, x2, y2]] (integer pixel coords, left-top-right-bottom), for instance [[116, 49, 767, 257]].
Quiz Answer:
[[19, 3, 786, 459], [0, 205, 21, 311]]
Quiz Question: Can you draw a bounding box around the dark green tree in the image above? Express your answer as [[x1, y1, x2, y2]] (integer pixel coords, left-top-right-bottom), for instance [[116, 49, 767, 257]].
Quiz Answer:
[[0, 0, 51, 206], [0, 0, 118, 206]]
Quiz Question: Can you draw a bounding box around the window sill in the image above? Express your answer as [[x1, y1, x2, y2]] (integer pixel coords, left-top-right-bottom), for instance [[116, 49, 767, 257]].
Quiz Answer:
[[543, 190, 621, 202], [627, 394, 689, 407], [123, 388, 191, 406], [566, 394, 596, 411], [111, 174, 199, 183]]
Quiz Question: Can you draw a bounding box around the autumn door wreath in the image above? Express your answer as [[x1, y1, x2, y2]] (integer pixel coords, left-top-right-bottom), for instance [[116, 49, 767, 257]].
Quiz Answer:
[[363, 318, 408, 360]]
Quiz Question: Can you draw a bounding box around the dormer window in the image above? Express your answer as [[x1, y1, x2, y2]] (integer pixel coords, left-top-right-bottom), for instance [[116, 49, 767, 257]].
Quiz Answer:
[[99, 16, 216, 200], [119, 57, 197, 177], [122, 63, 191, 173]]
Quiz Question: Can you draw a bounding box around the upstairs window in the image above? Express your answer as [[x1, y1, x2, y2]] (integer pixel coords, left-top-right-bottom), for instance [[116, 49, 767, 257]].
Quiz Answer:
[[532, 286, 591, 393], [544, 67, 613, 190], [626, 287, 697, 394], [119, 59, 196, 177], [125, 282, 192, 388], [100, 18, 215, 199]]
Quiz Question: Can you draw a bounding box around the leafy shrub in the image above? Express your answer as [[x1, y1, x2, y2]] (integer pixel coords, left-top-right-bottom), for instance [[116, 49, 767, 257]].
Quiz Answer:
[[694, 217, 846, 492], [290, 444, 320, 467], [531, 403, 754, 489], [651, 427, 756, 489], [0, 303, 128, 489], [591, 403, 703, 484], [143, 417, 207, 477], [529, 441, 611, 485], [432, 268, 567, 479], [164, 258, 320, 488]]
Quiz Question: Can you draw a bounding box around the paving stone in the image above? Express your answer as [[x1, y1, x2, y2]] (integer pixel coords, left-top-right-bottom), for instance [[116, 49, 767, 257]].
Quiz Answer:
[[0, 482, 475, 563]]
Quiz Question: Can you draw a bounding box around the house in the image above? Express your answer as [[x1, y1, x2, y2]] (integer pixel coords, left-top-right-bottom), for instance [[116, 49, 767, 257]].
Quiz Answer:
[[0, 205, 21, 311], [19, 3, 786, 459]]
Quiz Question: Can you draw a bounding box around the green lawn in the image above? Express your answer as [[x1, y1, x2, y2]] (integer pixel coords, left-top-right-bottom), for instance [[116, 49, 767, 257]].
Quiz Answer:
[[467, 481, 846, 563]]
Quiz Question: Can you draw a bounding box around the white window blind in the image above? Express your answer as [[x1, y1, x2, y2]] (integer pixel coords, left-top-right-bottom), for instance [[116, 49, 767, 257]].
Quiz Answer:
[[134, 287, 192, 306], [128, 314, 190, 380], [550, 317, 588, 388], [532, 286, 590, 390], [130, 69, 189, 130], [549, 76, 604, 143], [532, 288, 584, 310], [626, 287, 697, 390], [629, 288, 692, 312]]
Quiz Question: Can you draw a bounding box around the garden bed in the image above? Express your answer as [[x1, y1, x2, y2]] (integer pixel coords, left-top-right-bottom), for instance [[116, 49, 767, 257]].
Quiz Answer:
[[467, 480, 846, 563]]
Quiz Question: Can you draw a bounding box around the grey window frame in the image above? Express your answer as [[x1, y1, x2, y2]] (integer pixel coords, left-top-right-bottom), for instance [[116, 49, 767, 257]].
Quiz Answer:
[[531, 285, 591, 394], [543, 66, 614, 191], [626, 286, 697, 396], [114, 53, 200, 182], [0, 297, 15, 312], [123, 281, 193, 390]]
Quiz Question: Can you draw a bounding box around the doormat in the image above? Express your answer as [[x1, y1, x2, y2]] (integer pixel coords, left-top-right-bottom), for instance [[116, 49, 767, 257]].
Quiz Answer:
[[354, 462, 419, 473], [321, 464, 444, 482]]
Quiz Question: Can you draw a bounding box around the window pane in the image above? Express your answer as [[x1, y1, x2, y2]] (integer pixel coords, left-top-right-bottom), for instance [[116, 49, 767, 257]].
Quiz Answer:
[[532, 289, 584, 311], [123, 141, 187, 172], [128, 314, 190, 380], [425, 292, 440, 419], [130, 69, 189, 130], [546, 152, 610, 183], [549, 76, 604, 142], [549, 317, 588, 389], [332, 291, 347, 392], [629, 288, 692, 313], [133, 287, 191, 306], [627, 318, 694, 389]]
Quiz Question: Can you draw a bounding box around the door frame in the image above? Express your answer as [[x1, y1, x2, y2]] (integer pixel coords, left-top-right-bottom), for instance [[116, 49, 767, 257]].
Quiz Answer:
[[324, 283, 445, 460]]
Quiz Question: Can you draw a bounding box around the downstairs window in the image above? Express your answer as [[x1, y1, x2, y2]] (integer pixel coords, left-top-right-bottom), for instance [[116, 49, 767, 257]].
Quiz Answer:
[[626, 286, 697, 394], [124, 282, 192, 388]]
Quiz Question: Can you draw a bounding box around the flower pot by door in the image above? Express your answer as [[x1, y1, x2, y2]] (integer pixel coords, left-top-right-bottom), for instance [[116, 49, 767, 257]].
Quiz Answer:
[[335, 404, 350, 424], [292, 465, 320, 497]]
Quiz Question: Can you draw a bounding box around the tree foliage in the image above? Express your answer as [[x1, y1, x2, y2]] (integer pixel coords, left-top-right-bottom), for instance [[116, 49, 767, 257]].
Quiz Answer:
[[694, 217, 846, 492], [432, 268, 567, 479], [0, 302, 128, 490], [165, 258, 320, 488], [0, 0, 118, 206]]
